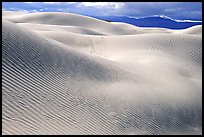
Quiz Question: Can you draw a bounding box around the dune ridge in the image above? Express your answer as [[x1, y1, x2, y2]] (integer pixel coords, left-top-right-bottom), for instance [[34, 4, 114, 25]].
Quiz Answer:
[[2, 12, 202, 135]]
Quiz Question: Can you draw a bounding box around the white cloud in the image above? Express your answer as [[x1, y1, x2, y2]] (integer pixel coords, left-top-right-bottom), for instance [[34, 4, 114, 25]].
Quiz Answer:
[[57, 8, 63, 11], [4, 2, 202, 20], [42, 2, 61, 4], [17, 9, 30, 13], [42, 2, 77, 5], [31, 9, 39, 13], [127, 14, 202, 23], [68, 2, 77, 4], [18, 9, 39, 13], [24, 2, 62, 4], [39, 9, 44, 11], [81, 2, 124, 9]]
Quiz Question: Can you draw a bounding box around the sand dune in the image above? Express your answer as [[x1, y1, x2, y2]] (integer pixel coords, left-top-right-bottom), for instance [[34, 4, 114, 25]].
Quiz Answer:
[[3, 12, 139, 35], [2, 11, 28, 17], [17, 23, 106, 36], [176, 25, 202, 35], [2, 12, 202, 135]]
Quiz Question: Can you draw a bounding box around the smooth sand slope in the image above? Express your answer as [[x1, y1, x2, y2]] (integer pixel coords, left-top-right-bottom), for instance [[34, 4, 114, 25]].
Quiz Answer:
[[2, 12, 202, 135]]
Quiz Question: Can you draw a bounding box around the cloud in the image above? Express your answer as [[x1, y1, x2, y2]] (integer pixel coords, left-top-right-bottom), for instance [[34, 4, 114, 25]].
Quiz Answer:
[[2, 2, 202, 20], [164, 8, 181, 13], [127, 15, 202, 23], [43, 2, 61, 4], [24, 2, 78, 5], [80, 2, 124, 9], [39, 8, 44, 11]]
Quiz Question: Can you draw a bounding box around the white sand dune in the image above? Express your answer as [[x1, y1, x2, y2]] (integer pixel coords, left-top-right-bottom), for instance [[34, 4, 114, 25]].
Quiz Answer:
[[2, 11, 28, 17], [3, 12, 138, 35], [17, 23, 106, 36], [2, 12, 202, 135], [176, 25, 202, 35]]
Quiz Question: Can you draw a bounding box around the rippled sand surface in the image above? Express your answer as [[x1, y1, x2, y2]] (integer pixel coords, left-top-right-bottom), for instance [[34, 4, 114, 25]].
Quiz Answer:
[[2, 12, 202, 135]]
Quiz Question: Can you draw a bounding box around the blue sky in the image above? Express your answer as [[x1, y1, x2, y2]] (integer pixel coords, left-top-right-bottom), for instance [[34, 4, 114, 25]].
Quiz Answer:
[[2, 2, 202, 21]]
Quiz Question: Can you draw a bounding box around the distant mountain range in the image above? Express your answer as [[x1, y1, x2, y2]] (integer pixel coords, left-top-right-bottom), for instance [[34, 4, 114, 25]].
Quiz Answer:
[[91, 15, 202, 29]]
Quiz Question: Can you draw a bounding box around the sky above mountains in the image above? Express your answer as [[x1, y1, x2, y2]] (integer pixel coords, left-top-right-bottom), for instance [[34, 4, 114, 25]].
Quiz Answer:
[[2, 2, 202, 21]]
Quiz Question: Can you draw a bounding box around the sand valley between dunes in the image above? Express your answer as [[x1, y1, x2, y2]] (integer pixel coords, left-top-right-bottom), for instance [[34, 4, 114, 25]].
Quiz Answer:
[[2, 11, 202, 135]]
